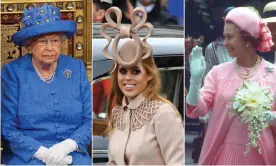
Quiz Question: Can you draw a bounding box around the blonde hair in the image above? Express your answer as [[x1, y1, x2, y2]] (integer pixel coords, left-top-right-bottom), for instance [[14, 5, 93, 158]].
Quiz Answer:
[[104, 55, 181, 136]]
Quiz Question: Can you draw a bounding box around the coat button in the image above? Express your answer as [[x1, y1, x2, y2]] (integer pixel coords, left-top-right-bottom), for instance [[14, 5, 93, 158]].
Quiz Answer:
[[54, 100, 59, 105], [55, 123, 60, 128], [27, 145, 34, 150], [51, 90, 56, 95]]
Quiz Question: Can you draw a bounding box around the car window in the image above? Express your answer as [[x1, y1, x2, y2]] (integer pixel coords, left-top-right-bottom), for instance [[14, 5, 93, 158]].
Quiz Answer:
[[92, 67, 183, 120], [160, 67, 183, 112], [92, 78, 114, 119]]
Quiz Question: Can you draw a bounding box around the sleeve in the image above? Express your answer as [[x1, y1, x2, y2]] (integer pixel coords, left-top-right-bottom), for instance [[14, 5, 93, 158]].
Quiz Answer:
[[1, 64, 43, 162], [203, 43, 218, 79], [186, 66, 218, 119], [155, 103, 184, 165], [68, 60, 92, 153]]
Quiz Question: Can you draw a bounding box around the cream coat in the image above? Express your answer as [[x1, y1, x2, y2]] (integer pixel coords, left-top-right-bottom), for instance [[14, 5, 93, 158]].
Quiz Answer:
[[107, 94, 184, 165]]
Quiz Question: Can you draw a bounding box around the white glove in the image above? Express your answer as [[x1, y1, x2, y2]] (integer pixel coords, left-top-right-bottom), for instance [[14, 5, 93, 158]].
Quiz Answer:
[[264, 111, 276, 127], [46, 139, 78, 165], [34, 146, 72, 165], [186, 46, 206, 105]]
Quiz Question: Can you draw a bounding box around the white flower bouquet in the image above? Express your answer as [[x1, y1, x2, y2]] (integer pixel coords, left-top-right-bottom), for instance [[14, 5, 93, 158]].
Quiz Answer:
[[230, 81, 274, 155]]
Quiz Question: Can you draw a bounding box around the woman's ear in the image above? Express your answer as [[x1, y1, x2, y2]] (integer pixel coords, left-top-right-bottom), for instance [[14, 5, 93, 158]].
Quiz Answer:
[[25, 39, 33, 52], [27, 45, 33, 53], [146, 74, 153, 82]]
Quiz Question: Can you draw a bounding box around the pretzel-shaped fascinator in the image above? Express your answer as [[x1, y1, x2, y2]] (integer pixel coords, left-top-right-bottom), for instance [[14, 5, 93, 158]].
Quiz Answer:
[[101, 7, 153, 72]]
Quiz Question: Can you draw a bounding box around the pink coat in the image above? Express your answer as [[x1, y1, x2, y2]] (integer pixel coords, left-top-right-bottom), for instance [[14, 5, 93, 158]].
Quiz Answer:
[[187, 58, 276, 165]]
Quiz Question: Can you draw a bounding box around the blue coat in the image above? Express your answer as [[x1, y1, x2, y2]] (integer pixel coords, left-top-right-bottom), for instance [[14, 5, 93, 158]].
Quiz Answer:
[[1, 54, 91, 165]]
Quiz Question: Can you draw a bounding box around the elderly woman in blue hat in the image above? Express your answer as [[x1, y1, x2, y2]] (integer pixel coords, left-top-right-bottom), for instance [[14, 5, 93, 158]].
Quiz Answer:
[[1, 4, 91, 165]]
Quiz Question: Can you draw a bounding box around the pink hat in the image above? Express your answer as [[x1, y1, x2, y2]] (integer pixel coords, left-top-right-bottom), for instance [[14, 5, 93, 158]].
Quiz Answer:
[[225, 7, 274, 52]]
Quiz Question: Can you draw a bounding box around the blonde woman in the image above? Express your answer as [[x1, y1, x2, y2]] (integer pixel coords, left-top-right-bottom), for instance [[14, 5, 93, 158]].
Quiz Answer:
[[100, 7, 184, 165]]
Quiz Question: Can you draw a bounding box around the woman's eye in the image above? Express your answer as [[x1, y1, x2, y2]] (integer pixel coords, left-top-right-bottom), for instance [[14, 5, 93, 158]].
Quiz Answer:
[[52, 38, 61, 44], [38, 39, 47, 44], [132, 69, 141, 75], [119, 68, 127, 75]]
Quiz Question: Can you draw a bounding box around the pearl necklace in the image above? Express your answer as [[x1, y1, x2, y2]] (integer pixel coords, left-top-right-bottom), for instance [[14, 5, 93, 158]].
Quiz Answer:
[[235, 56, 261, 80], [32, 58, 57, 84]]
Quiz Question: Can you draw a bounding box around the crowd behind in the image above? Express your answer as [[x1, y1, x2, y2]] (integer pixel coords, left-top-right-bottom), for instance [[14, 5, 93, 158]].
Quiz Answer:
[[93, 0, 180, 25]]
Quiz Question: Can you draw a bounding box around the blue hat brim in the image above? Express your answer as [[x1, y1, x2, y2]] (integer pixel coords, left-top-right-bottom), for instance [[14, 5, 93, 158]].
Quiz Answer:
[[11, 20, 77, 46]]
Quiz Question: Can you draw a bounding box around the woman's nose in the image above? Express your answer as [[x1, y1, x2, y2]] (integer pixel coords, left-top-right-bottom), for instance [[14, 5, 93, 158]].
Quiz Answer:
[[223, 40, 228, 47], [46, 41, 53, 50], [125, 71, 132, 80]]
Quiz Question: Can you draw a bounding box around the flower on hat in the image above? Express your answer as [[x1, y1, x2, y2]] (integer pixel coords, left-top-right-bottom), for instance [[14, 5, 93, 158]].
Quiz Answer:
[[258, 19, 274, 52], [22, 8, 38, 27], [40, 5, 60, 22], [21, 5, 61, 28]]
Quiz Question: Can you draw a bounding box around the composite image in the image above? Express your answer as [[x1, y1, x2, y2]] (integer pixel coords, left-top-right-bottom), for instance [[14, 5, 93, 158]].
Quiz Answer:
[[1, 0, 276, 165]]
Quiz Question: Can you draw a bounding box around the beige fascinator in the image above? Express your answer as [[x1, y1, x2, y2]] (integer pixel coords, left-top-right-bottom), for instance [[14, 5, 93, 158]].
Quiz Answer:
[[101, 7, 153, 72]]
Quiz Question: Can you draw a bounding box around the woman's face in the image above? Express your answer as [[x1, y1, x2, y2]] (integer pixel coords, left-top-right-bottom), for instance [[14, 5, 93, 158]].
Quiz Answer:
[[29, 33, 62, 65], [185, 38, 193, 50], [117, 65, 152, 100], [223, 22, 247, 57]]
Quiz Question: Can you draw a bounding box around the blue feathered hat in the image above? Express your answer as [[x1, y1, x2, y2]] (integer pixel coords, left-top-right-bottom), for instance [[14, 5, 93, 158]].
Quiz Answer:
[[11, 4, 77, 46]]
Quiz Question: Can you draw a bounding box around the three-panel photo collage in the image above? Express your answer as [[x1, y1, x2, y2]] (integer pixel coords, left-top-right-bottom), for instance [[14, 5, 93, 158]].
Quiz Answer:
[[1, 0, 276, 165]]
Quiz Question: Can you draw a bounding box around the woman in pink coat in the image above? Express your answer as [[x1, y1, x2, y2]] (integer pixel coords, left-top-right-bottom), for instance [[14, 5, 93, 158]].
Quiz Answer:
[[100, 7, 184, 165], [186, 7, 276, 165]]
